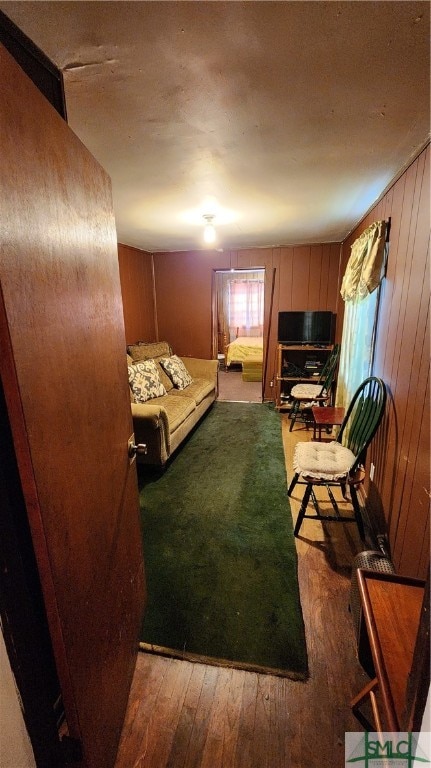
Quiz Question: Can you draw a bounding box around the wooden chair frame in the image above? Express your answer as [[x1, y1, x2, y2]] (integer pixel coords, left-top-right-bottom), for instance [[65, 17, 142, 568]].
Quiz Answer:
[[288, 376, 387, 539], [289, 345, 340, 432]]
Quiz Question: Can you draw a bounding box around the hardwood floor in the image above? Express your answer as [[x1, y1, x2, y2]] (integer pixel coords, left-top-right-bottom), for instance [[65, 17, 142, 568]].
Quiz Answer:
[[115, 413, 370, 768]]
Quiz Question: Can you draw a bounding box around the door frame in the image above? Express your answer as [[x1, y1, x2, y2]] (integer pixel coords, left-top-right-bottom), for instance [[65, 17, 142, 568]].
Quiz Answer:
[[0, 369, 64, 766], [212, 267, 266, 400]]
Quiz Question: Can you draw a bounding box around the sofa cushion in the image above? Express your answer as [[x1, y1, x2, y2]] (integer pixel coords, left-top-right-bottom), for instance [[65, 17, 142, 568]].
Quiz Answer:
[[127, 341, 172, 361], [160, 355, 193, 390], [127, 344, 174, 392], [153, 362, 174, 393], [128, 360, 167, 403], [169, 378, 214, 406], [127, 354, 136, 401]]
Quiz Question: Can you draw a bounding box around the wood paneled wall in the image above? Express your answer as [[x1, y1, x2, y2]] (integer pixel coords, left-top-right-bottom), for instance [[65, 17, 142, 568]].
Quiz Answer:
[[152, 244, 341, 399], [117, 146, 429, 579], [117, 244, 156, 345], [339, 145, 430, 579]]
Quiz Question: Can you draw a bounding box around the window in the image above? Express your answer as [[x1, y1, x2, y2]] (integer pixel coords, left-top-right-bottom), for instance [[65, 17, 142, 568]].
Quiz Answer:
[[227, 276, 264, 333]]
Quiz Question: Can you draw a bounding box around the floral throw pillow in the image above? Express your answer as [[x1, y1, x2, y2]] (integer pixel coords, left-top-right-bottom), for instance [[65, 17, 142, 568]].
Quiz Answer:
[[160, 355, 193, 390], [128, 360, 167, 403]]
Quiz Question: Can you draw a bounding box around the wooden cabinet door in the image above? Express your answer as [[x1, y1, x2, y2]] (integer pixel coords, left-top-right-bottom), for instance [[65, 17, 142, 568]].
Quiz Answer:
[[0, 44, 146, 768]]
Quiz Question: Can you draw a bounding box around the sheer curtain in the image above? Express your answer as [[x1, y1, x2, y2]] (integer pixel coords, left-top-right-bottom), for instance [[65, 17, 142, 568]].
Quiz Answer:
[[227, 275, 264, 337], [336, 221, 387, 409]]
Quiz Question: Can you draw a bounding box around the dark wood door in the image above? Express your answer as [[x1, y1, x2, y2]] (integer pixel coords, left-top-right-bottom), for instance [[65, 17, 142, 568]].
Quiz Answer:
[[0, 44, 146, 768]]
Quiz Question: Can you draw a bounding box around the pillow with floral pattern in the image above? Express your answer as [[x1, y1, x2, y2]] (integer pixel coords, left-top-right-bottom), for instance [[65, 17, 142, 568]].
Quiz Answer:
[[159, 355, 193, 390], [128, 360, 166, 403]]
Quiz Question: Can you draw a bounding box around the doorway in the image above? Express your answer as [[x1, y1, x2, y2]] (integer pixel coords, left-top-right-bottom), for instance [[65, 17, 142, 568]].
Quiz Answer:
[[213, 269, 265, 402]]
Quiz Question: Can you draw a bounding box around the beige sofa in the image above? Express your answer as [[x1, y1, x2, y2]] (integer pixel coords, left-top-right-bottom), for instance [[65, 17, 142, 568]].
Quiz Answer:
[[127, 341, 218, 465]]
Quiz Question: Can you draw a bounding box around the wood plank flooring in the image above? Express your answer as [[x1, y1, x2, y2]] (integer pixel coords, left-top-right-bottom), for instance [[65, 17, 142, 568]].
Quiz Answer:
[[115, 414, 370, 768]]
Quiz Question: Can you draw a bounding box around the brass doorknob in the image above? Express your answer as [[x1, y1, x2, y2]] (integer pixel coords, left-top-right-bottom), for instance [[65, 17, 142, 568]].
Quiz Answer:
[[128, 441, 148, 458]]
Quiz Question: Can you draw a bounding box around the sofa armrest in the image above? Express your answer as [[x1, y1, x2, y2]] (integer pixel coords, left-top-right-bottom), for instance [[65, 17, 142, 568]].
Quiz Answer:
[[131, 401, 170, 454], [180, 357, 218, 386], [131, 401, 165, 426]]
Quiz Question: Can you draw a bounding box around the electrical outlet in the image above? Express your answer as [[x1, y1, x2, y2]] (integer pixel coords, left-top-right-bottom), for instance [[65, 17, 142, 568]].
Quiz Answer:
[[370, 462, 375, 481]]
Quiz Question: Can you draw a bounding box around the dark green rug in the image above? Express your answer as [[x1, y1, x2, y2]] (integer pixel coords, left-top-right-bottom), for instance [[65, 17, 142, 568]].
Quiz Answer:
[[138, 401, 308, 678]]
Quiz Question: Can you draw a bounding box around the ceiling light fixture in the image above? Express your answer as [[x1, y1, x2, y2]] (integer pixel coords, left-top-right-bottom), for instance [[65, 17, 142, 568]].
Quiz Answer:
[[202, 214, 216, 245]]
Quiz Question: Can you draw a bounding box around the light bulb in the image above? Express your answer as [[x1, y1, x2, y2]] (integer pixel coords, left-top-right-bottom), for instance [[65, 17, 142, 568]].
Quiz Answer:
[[204, 222, 216, 244]]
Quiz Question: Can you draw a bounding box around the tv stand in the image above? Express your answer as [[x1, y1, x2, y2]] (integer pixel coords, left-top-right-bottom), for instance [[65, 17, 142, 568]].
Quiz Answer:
[[275, 343, 334, 411], [280, 343, 329, 348]]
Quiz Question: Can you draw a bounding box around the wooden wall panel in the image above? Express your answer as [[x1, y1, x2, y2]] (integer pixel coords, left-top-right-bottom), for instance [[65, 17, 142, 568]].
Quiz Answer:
[[118, 147, 429, 581], [291, 246, 312, 308], [339, 145, 430, 579], [117, 244, 156, 345], [151, 244, 341, 398], [328, 243, 342, 317], [308, 245, 323, 309], [153, 250, 230, 360], [277, 248, 294, 310], [236, 248, 269, 269]]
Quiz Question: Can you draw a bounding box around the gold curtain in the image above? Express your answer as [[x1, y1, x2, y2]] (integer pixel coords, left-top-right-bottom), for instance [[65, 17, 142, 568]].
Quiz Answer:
[[340, 220, 387, 302], [335, 220, 387, 409]]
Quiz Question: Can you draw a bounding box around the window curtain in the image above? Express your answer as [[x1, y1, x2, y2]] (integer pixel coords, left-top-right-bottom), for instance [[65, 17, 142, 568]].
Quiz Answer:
[[336, 221, 387, 409], [227, 275, 264, 337], [216, 272, 231, 352]]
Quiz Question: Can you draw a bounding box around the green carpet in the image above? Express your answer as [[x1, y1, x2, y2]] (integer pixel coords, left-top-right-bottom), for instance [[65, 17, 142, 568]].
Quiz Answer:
[[138, 401, 308, 678]]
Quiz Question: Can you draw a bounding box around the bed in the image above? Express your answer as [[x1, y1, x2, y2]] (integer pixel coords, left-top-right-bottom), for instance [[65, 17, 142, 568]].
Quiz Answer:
[[225, 336, 264, 369]]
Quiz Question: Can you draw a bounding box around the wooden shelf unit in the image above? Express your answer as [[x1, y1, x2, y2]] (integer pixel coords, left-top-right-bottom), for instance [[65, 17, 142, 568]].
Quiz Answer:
[[275, 343, 333, 410]]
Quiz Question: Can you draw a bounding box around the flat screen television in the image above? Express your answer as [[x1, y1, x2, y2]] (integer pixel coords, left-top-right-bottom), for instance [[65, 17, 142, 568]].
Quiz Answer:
[[277, 311, 335, 346]]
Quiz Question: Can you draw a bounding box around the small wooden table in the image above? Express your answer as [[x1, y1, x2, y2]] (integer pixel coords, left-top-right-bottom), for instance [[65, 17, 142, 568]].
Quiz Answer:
[[311, 406, 345, 440], [351, 569, 425, 732]]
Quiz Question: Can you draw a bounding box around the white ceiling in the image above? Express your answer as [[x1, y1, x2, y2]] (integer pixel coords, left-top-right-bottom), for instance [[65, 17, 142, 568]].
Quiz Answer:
[[1, 1, 430, 252]]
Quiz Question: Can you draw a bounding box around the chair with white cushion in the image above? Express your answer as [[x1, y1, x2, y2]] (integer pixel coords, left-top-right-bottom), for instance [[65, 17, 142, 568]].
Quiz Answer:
[[289, 345, 340, 432], [288, 376, 386, 539]]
